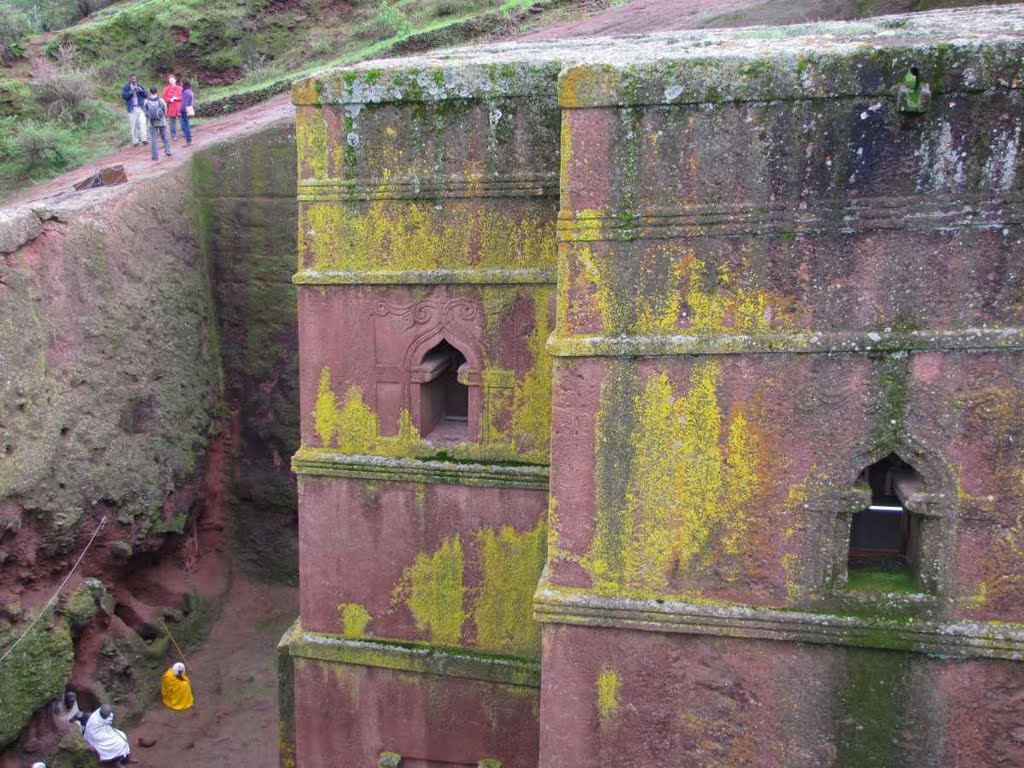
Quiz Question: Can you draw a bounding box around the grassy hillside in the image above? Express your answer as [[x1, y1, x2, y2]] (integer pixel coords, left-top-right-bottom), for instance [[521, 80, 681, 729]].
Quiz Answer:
[[0, 0, 566, 195], [0, 0, 1016, 197]]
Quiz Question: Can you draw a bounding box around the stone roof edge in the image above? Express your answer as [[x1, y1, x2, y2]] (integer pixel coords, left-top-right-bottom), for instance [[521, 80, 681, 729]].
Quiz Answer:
[[292, 6, 1024, 106]]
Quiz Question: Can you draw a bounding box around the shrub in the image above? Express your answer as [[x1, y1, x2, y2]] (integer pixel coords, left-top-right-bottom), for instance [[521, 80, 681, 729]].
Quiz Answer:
[[0, 6, 31, 64], [52, 38, 79, 68], [3, 119, 80, 175], [35, 66, 97, 121], [0, 78, 31, 117], [377, 1, 412, 37], [428, 0, 463, 20]]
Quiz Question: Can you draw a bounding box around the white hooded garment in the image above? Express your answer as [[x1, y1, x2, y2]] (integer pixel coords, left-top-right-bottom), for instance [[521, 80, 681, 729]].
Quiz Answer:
[[83, 709, 130, 761]]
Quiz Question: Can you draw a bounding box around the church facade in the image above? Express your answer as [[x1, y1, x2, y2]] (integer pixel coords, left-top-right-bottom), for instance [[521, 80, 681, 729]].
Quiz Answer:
[[281, 8, 1024, 766]]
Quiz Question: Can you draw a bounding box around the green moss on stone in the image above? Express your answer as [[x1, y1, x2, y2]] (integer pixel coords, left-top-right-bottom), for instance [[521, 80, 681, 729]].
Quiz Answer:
[[0, 610, 74, 748]]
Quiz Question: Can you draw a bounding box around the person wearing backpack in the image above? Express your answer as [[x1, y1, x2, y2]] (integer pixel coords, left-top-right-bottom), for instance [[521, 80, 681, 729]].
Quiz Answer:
[[143, 87, 172, 161]]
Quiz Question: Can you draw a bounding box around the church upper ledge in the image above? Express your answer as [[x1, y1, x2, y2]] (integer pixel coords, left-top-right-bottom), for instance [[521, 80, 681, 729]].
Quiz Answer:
[[292, 267, 557, 286], [292, 447, 549, 489], [547, 327, 1024, 358], [292, 7, 1024, 108]]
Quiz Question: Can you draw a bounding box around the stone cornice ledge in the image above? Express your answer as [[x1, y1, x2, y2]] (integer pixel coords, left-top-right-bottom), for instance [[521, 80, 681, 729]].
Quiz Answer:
[[533, 585, 1024, 661], [293, 449, 549, 489], [293, 267, 556, 286], [285, 624, 540, 688], [548, 327, 1024, 357]]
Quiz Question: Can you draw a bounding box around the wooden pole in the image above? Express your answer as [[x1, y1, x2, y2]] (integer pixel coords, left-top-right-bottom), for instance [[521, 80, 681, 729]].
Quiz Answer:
[[158, 618, 190, 667]]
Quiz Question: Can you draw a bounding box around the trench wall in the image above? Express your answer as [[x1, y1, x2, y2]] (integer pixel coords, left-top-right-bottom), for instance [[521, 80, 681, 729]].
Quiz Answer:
[[0, 117, 300, 760]]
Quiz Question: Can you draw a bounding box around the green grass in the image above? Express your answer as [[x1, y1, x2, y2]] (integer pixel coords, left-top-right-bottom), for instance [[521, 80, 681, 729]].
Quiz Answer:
[[0, 0, 555, 195], [847, 568, 922, 595]]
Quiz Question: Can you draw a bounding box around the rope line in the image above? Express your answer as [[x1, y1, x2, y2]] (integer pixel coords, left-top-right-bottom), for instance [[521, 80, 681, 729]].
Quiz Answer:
[[0, 516, 107, 664]]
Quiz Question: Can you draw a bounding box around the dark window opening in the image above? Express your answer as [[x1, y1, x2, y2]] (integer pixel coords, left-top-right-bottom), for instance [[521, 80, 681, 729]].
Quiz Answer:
[[419, 340, 468, 441], [848, 453, 922, 591]]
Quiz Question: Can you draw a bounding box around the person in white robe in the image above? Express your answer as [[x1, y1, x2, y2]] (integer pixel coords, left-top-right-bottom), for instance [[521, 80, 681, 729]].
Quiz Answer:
[[83, 706, 131, 764]]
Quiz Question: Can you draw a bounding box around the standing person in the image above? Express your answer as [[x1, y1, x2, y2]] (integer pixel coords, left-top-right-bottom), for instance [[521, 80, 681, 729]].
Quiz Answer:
[[83, 706, 132, 765], [179, 79, 194, 146], [143, 87, 172, 161], [120, 74, 148, 147], [161, 662, 195, 710], [162, 74, 183, 141]]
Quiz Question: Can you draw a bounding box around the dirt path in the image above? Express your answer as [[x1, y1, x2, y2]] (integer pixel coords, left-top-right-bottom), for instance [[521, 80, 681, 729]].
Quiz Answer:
[[129, 576, 297, 768], [6, 94, 295, 208]]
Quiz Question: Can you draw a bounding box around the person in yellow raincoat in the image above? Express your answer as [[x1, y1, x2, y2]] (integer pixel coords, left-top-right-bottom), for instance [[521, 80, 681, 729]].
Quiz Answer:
[[161, 662, 195, 710]]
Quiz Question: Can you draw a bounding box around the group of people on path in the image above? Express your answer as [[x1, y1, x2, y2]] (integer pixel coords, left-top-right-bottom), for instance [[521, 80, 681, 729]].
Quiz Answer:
[[121, 74, 196, 161], [39, 663, 195, 768]]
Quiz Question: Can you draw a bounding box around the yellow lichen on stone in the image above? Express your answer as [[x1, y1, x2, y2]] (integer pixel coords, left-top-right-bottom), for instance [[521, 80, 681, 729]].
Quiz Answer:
[[314, 368, 379, 453], [304, 200, 556, 272], [511, 289, 553, 455], [314, 367, 339, 445], [722, 411, 759, 556], [295, 108, 330, 181], [586, 361, 768, 594], [636, 245, 684, 334], [685, 257, 777, 334], [395, 536, 466, 647], [334, 387, 379, 453], [299, 203, 345, 270], [595, 667, 620, 727], [313, 366, 423, 456], [473, 518, 546, 657], [337, 603, 371, 637]]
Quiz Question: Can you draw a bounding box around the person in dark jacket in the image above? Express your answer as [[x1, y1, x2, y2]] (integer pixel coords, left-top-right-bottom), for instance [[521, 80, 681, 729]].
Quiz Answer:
[[121, 74, 148, 147], [179, 79, 194, 146]]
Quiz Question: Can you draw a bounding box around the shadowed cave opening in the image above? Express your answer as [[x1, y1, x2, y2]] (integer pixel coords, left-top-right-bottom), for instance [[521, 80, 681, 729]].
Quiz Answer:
[[418, 339, 468, 441], [847, 453, 923, 592]]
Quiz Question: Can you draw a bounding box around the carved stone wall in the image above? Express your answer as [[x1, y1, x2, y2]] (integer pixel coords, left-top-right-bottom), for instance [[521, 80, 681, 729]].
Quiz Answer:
[[286, 8, 1024, 768]]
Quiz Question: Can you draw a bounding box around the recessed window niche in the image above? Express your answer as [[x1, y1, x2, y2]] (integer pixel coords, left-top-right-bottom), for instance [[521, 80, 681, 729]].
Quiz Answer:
[[416, 339, 468, 441], [846, 453, 923, 594]]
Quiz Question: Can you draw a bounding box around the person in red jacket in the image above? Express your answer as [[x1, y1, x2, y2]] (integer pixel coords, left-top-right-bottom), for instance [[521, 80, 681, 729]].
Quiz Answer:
[[162, 74, 183, 141]]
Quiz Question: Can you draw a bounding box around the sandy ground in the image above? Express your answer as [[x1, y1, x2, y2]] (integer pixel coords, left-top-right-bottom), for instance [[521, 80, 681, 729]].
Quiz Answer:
[[128, 576, 297, 768]]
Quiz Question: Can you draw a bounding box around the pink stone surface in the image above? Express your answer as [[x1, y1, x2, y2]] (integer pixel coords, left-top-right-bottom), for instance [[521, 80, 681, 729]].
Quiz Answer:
[[298, 477, 546, 647], [298, 285, 552, 450], [539, 624, 837, 767], [294, 659, 539, 768]]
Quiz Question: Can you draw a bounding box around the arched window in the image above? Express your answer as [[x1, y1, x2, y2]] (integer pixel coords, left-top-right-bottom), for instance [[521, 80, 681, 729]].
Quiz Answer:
[[847, 453, 922, 590], [417, 339, 468, 441]]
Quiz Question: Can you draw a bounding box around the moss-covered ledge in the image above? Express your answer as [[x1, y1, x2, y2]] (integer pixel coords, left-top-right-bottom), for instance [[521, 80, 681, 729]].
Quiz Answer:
[[547, 327, 1024, 358], [293, 268, 556, 286], [292, 448, 549, 489], [533, 583, 1024, 661], [282, 620, 540, 687]]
